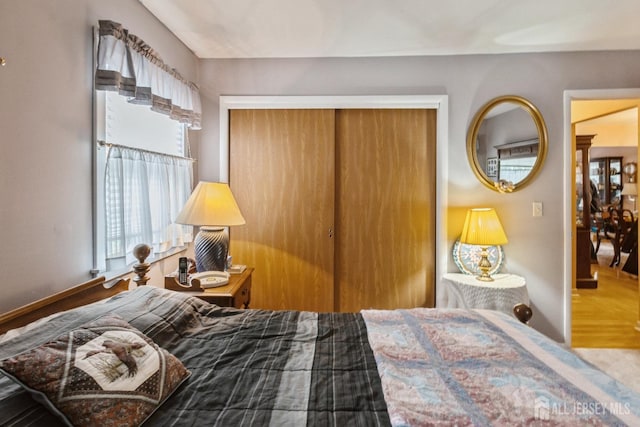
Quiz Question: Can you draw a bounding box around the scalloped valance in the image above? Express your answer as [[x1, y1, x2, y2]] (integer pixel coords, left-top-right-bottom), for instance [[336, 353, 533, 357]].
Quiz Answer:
[[95, 20, 201, 130]]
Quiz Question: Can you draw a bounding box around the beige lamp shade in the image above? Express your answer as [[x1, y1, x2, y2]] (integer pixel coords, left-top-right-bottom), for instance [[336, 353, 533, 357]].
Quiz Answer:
[[459, 208, 508, 246], [175, 181, 246, 226], [621, 183, 637, 196]]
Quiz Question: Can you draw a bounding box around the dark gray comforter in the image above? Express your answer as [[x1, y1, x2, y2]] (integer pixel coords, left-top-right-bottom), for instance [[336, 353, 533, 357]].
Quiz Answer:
[[0, 286, 390, 426]]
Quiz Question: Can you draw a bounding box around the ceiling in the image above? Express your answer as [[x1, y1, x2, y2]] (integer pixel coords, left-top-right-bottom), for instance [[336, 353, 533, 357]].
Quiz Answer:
[[140, 0, 640, 59], [572, 100, 640, 124], [574, 105, 639, 147]]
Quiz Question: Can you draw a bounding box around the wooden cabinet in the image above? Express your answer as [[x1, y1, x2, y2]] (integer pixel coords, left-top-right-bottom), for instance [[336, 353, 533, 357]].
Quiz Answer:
[[590, 157, 622, 207], [229, 109, 436, 313], [576, 135, 597, 289]]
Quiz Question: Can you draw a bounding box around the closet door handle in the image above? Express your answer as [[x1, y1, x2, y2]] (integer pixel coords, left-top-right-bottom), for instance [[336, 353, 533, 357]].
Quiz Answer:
[[328, 228, 333, 238]]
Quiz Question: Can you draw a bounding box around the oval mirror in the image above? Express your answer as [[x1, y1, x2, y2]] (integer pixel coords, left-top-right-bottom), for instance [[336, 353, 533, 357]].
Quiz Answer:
[[466, 95, 548, 192]]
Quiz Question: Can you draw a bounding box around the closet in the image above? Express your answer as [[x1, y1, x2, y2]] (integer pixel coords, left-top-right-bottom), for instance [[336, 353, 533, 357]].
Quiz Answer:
[[229, 108, 436, 312]]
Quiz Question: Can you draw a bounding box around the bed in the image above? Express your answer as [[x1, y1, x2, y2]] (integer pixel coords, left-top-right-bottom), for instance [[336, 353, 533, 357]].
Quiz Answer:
[[1, 277, 639, 426]]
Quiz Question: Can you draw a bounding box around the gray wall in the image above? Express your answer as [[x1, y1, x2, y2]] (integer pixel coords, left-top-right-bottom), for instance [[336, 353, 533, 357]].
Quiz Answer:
[[3, 0, 640, 343], [197, 52, 640, 342], [0, 0, 200, 312]]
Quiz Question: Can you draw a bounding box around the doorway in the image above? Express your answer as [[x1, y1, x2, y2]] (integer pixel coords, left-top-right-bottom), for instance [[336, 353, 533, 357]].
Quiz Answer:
[[565, 89, 640, 348]]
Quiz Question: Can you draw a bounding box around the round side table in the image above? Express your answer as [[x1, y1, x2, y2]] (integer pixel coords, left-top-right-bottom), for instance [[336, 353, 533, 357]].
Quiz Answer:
[[440, 273, 529, 316]]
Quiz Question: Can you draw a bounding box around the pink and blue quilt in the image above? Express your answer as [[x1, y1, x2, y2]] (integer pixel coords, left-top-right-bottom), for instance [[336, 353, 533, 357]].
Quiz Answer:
[[363, 308, 640, 426]]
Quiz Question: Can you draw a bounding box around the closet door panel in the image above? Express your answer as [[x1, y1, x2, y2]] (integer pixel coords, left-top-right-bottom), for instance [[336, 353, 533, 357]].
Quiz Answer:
[[229, 109, 335, 312], [336, 109, 436, 312]]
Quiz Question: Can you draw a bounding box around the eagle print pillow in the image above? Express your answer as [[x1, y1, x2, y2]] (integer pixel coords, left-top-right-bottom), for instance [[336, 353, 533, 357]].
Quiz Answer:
[[0, 314, 190, 427]]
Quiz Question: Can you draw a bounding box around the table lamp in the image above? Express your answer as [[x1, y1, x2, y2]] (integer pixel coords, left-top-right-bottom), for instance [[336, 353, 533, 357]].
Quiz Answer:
[[621, 182, 637, 211], [175, 181, 246, 272], [459, 208, 508, 281]]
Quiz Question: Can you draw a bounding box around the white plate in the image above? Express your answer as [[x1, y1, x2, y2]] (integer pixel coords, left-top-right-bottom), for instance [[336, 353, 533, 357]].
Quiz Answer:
[[452, 238, 504, 275]]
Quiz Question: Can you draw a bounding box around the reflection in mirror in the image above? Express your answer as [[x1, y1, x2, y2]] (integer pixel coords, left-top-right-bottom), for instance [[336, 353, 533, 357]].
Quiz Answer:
[[467, 96, 548, 193]]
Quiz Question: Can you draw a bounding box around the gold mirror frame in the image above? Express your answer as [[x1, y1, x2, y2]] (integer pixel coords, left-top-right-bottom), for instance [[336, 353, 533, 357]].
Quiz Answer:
[[466, 95, 548, 193]]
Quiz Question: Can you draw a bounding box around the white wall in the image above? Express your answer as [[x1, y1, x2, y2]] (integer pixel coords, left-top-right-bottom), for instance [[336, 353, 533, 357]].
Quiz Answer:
[[197, 52, 640, 342], [0, 0, 200, 312]]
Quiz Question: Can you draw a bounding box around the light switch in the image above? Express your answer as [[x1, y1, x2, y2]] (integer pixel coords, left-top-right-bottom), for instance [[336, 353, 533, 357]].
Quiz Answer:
[[532, 202, 543, 217]]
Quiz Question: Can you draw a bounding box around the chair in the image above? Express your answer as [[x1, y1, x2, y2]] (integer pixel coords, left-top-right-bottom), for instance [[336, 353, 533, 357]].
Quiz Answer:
[[592, 208, 612, 256], [621, 218, 638, 275], [607, 208, 635, 267]]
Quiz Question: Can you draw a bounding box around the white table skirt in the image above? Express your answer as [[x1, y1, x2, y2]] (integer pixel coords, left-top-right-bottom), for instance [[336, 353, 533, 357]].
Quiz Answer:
[[439, 273, 529, 315]]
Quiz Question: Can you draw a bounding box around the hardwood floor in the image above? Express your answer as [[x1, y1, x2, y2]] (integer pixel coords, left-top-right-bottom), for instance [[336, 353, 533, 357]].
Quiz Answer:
[[572, 240, 640, 348]]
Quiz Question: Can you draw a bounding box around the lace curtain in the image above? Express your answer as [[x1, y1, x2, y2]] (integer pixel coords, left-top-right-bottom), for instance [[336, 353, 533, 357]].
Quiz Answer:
[[105, 145, 193, 265], [95, 20, 202, 129]]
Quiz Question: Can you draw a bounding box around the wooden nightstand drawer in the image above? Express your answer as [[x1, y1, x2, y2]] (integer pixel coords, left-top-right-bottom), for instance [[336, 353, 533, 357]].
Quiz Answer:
[[165, 268, 253, 308]]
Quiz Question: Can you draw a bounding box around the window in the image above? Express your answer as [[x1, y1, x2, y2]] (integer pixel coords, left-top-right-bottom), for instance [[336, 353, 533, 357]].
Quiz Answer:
[[93, 91, 193, 276], [92, 20, 201, 277], [498, 157, 537, 184], [496, 138, 539, 184]]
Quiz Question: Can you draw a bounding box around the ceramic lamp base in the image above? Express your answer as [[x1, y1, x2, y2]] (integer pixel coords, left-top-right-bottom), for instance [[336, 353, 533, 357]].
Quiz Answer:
[[194, 227, 228, 272]]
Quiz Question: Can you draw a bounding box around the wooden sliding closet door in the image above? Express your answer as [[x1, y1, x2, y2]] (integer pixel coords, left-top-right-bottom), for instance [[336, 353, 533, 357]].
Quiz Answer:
[[229, 109, 335, 312], [335, 109, 436, 312]]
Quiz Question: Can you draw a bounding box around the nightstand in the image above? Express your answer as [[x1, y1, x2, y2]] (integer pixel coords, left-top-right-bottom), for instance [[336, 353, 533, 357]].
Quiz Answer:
[[165, 268, 253, 308], [440, 273, 529, 316]]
